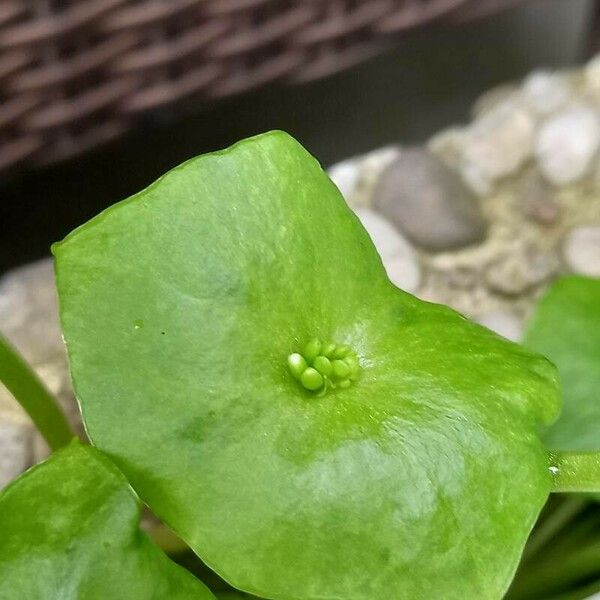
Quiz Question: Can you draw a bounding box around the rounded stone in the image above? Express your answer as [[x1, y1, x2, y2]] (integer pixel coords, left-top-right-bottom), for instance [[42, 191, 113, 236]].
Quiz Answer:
[[472, 84, 520, 118], [328, 158, 361, 200], [459, 161, 493, 198], [353, 208, 420, 292], [427, 127, 465, 170], [522, 71, 570, 115], [461, 102, 535, 181], [535, 105, 600, 186], [585, 54, 600, 95], [0, 258, 63, 365], [371, 148, 488, 252], [563, 226, 600, 277]]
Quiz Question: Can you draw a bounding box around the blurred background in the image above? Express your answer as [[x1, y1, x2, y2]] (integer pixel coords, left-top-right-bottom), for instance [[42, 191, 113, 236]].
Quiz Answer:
[[0, 0, 595, 271]]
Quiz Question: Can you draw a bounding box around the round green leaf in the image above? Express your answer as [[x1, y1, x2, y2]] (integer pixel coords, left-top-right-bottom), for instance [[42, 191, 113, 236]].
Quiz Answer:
[[525, 275, 600, 451], [0, 441, 214, 599], [54, 131, 560, 600]]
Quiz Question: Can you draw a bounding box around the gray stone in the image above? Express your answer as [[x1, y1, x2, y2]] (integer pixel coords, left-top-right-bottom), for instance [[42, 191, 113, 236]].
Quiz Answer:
[[373, 148, 488, 252], [352, 146, 401, 208], [563, 226, 600, 277], [353, 208, 420, 292]]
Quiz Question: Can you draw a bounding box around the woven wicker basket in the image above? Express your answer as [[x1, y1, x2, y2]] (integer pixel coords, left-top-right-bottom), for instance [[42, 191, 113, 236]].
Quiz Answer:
[[0, 0, 524, 176]]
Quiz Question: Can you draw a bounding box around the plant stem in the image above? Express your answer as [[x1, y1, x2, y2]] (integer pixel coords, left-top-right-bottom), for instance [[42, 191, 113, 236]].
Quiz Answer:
[[0, 332, 74, 451], [146, 522, 189, 555], [549, 451, 600, 493]]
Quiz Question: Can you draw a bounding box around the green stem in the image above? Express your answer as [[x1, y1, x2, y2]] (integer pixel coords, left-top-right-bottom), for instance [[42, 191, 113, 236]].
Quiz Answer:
[[146, 522, 189, 555], [549, 451, 600, 492], [0, 332, 74, 451]]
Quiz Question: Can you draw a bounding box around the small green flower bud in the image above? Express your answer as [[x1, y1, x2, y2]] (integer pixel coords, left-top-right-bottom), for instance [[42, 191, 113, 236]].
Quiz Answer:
[[304, 338, 322, 362], [287, 353, 308, 380], [288, 339, 360, 395], [321, 342, 336, 358], [333, 345, 350, 359], [313, 355, 333, 377], [301, 368, 324, 391], [332, 359, 351, 379], [345, 355, 360, 380]]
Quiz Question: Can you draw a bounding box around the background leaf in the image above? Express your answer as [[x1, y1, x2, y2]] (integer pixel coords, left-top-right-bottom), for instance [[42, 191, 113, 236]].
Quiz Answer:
[[0, 441, 215, 599], [54, 131, 560, 600], [525, 276, 600, 451]]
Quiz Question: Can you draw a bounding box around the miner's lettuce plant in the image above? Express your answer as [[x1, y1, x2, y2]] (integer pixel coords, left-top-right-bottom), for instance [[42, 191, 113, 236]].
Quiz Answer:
[[1, 131, 600, 600]]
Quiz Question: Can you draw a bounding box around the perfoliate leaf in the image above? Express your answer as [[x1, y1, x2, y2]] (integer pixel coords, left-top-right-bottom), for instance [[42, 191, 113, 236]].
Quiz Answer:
[[0, 442, 214, 600], [54, 131, 560, 600], [525, 276, 600, 451]]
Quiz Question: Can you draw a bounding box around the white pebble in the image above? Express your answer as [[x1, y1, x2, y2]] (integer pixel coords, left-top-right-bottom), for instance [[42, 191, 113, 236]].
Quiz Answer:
[[522, 71, 570, 115], [585, 54, 600, 93], [383, 255, 421, 294], [536, 106, 600, 186], [353, 208, 420, 292], [459, 161, 493, 197], [361, 145, 401, 174], [473, 85, 520, 118], [328, 158, 361, 200], [563, 226, 600, 277], [428, 127, 465, 170], [462, 102, 534, 181]]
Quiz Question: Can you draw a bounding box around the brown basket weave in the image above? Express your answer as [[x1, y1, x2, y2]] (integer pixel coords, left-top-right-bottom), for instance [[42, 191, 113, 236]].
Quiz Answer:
[[0, 0, 525, 176]]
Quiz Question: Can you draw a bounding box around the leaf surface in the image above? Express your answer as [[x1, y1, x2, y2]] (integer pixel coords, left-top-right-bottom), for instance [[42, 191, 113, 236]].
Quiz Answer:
[[54, 131, 560, 600], [0, 442, 214, 600], [525, 276, 600, 451]]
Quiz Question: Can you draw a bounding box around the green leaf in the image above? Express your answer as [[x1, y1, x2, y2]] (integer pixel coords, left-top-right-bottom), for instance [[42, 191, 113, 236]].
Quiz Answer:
[[525, 276, 600, 451], [54, 131, 560, 600], [0, 441, 215, 600]]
